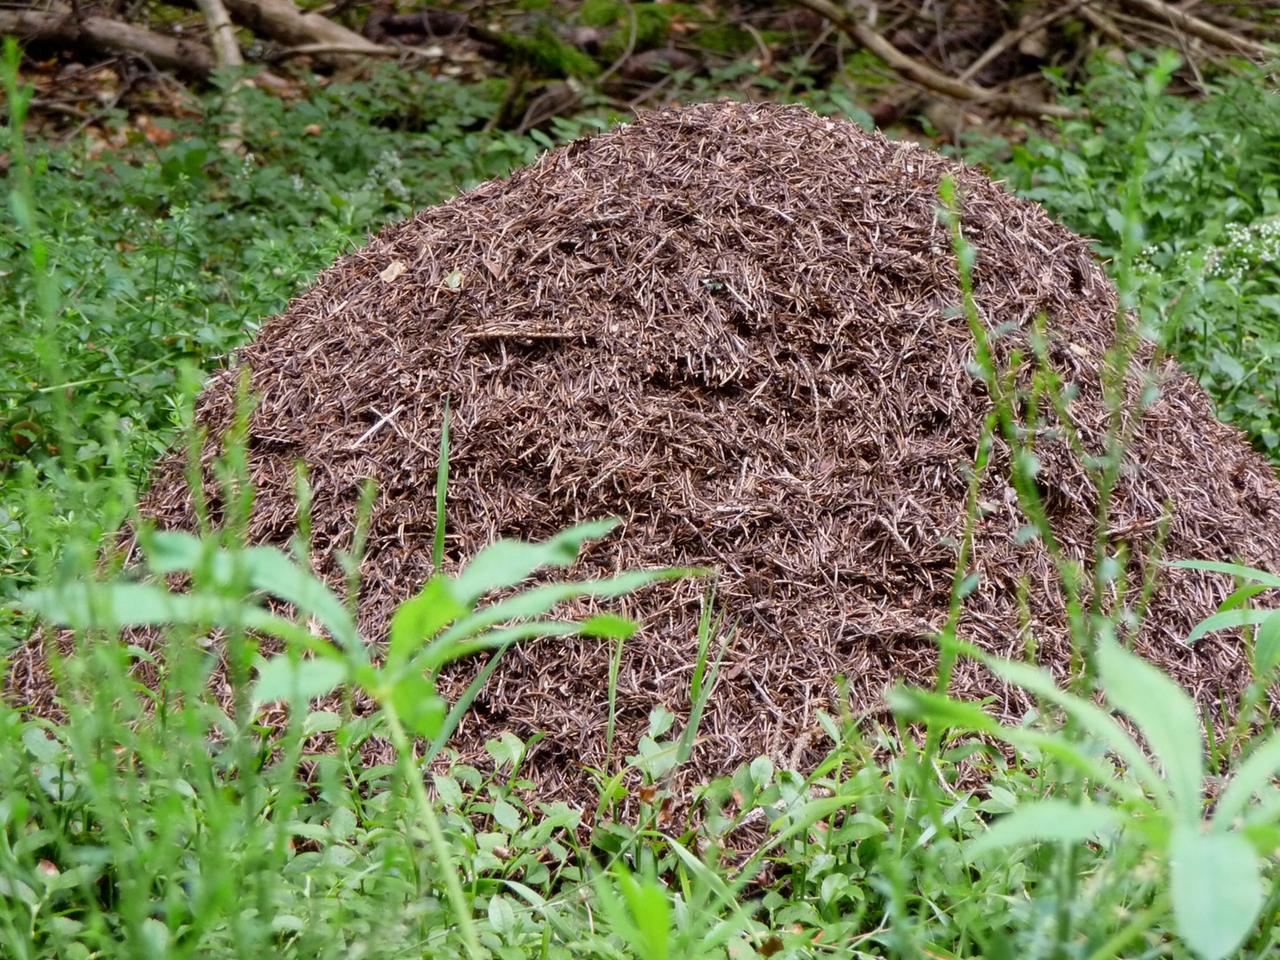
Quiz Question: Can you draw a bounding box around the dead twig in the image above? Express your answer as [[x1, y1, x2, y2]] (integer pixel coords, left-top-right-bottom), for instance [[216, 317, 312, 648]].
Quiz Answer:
[[1080, 4, 1132, 47], [788, 0, 1080, 118], [195, 0, 243, 67], [959, 0, 1096, 83], [57, 73, 135, 142], [268, 41, 446, 63], [1116, 0, 1274, 60]]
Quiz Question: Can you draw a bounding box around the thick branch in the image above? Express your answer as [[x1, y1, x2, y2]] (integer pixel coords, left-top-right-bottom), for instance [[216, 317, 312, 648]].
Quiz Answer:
[[219, 0, 382, 53], [196, 0, 244, 68], [1116, 0, 1273, 60], [790, 0, 1078, 118], [0, 5, 214, 78]]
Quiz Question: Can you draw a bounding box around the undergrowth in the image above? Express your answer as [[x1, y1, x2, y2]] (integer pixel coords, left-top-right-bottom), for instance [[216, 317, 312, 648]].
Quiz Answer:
[[970, 51, 1280, 457], [2, 39, 1279, 960]]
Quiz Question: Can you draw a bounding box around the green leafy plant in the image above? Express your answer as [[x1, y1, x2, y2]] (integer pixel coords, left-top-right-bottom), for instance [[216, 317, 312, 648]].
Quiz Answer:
[[1176, 560, 1280, 678], [975, 52, 1280, 460], [20, 498, 693, 956], [894, 626, 1280, 960]]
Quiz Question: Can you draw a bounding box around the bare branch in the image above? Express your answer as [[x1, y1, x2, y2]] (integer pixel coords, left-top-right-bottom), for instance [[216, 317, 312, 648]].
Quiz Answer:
[[0, 4, 214, 78], [195, 0, 244, 68], [1116, 0, 1273, 60], [218, 0, 382, 54], [960, 0, 1096, 83], [790, 0, 1080, 118], [268, 41, 440, 64]]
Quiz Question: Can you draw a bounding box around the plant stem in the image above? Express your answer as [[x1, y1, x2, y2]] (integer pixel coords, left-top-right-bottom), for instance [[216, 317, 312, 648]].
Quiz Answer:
[[381, 704, 483, 959]]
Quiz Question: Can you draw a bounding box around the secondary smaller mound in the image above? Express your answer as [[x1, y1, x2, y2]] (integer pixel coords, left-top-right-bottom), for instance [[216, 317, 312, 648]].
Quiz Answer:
[[22, 101, 1280, 798]]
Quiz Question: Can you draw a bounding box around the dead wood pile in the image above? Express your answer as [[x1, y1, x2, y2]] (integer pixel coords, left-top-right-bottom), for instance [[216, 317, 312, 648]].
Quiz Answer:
[[30, 101, 1280, 797]]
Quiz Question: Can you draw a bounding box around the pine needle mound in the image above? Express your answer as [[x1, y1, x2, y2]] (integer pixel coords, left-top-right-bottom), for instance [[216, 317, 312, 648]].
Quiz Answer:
[[108, 102, 1280, 790]]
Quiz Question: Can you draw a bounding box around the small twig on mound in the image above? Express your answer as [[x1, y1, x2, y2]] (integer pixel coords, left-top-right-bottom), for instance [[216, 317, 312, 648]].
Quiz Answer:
[[789, 0, 1080, 119]]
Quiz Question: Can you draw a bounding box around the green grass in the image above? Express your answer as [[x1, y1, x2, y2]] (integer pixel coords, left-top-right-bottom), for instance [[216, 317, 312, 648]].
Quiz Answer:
[[2, 42, 1280, 960]]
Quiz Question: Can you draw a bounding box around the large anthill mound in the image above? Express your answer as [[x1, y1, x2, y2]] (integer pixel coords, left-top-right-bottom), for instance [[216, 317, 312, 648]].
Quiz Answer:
[[20, 101, 1280, 795]]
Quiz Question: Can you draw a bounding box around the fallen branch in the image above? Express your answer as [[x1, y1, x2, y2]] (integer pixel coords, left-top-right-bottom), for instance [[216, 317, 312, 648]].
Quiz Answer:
[[1116, 0, 1274, 59], [219, 0, 382, 55], [0, 5, 214, 78], [195, 0, 244, 151], [268, 42, 442, 64], [789, 0, 1079, 118], [196, 0, 244, 68], [959, 0, 1096, 83], [1080, 5, 1131, 48]]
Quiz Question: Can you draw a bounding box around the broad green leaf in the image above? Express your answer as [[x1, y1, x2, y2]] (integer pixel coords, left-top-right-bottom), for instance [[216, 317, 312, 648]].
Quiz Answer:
[[973, 651, 1168, 806], [1219, 583, 1272, 612], [388, 576, 465, 670], [418, 620, 579, 671], [1242, 820, 1280, 854], [626, 738, 679, 780], [140, 918, 170, 955], [253, 656, 347, 706], [388, 671, 446, 739], [21, 582, 317, 651], [967, 800, 1120, 858], [303, 710, 343, 736], [889, 686, 1142, 800], [143, 535, 359, 652], [436, 567, 696, 652], [1185, 608, 1275, 644], [1097, 637, 1203, 823], [241, 546, 359, 653], [1253, 610, 1280, 678], [771, 795, 860, 842], [619, 873, 671, 960], [1214, 731, 1280, 828], [1241, 788, 1280, 834], [453, 519, 619, 603], [750, 756, 774, 788], [888, 686, 1000, 733], [143, 530, 208, 574], [492, 798, 522, 832], [22, 581, 229, 629], [500, 879, 575, 941], [433, 774, 463, 808], [487, 894, 515, 936], [579, 613, 639, 640], [1169, 826, 1264, 960], [1170, 560, 1280, 590]]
